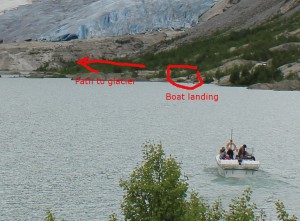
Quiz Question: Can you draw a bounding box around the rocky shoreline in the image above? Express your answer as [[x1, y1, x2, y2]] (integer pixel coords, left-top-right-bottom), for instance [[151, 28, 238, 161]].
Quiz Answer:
[[1, 71, 299, 91], [247, 80, 300, 91]]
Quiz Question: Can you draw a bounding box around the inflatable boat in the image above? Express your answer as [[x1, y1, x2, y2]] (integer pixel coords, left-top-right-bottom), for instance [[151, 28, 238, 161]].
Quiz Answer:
[[215, 153, 260, 178]]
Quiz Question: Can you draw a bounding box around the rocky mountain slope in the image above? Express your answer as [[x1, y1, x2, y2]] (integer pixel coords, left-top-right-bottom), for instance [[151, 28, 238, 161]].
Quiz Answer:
[[0, 32, 170, 71], [153, 0, 300, 53], [130, 0, 300, 90]]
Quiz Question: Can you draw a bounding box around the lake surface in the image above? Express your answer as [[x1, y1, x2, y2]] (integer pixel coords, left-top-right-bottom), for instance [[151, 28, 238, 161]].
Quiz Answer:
[[0, 78, 299, 220]]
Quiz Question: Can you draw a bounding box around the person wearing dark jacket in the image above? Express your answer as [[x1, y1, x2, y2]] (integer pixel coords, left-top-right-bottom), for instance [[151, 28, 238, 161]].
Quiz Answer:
[[227, 148, 234, 159], [238, 144, 255, 161]]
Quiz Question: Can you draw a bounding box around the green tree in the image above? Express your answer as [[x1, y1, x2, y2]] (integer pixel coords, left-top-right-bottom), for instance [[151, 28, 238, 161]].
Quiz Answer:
[[275, 201, 298, 221], [215, 70, 227, 82], [229, 67, 240, 84], [224, 188, 257, 221], [108, 213, 118, 221], [251, 66, 283, 83], [120, 143, 189, 221], [45, 210, 56, 221], [184, 192, 208, 221], [131, 71, 139, 78], [184, 193, 223, 221], [203, 74, 214, 84]]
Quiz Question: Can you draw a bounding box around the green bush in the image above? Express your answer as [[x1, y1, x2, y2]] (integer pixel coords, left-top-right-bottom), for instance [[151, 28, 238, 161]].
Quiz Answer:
[[45, 210, 56, 221], [215, 70, 228, 82], [229, 67, 241, 84], [251, 66, 283, 83], [131, 71, 138, 78], [271, 47, 300, 68], [276, 201, 298, 221], [224, 188, 257, 221], [223, 64, 283, 85], [203, 74, 214, 84], [120, 143, 188, 221]]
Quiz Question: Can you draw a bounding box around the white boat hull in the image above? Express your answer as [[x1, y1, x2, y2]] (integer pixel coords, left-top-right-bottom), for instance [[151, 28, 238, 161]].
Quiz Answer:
[[216, 155, 260, 178], [217, 165, 259, 178]]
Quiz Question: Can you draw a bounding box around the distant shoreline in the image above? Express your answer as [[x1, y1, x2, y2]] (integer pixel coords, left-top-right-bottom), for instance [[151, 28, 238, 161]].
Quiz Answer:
[[1, 72, 299, 91]]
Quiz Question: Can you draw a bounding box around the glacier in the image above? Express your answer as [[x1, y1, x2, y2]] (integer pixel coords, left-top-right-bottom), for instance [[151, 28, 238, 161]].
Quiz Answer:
[[0, 0, 218, 42]]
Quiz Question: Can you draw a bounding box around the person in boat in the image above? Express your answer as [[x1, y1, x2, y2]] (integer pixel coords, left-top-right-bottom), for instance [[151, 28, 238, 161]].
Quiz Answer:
[[237, 144, 255, 161], [227, 148, 234, 159], [225, 140, 236, 159], [219, 146, 226, 160]]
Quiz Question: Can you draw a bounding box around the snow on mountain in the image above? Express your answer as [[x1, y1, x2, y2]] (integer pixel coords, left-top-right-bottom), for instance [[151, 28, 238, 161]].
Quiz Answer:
[[0, 0, 218, 42]]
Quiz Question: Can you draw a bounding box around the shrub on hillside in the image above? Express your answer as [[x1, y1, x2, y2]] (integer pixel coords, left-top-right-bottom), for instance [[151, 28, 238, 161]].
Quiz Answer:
[[226, 64, 283, 85]]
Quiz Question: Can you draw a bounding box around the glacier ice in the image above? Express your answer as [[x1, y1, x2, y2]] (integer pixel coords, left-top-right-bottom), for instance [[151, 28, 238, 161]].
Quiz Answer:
[[0, 0, 219, 42]]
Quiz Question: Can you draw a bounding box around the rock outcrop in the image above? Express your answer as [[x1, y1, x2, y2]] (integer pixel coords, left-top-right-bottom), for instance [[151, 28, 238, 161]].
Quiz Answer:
[[205, 59, 257, 75], [278, 61, 300, 78], [280, 0, 300, 14], [248, 80, 300, 91], [218, 75, 232, 86], [269, 42, 300, 51], [199, 0, 241, 22]]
